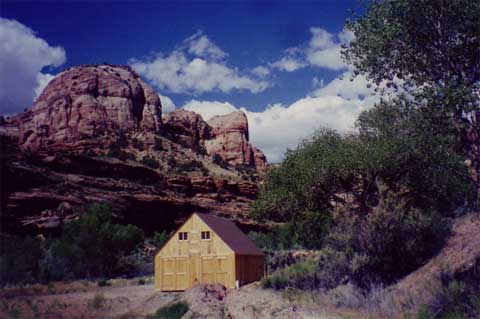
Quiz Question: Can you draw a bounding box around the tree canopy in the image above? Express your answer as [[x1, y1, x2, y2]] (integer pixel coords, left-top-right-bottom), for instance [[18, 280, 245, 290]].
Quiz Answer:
[[343, 0, 480, 194]]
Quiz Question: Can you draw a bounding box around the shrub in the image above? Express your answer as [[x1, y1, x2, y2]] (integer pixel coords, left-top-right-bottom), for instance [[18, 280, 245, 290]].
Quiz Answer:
[[132, 138, 144, 150], [415, 263, 480, 319], [327, 284, 364, 309], [141, 156, 160, 169], [107, 146, 134, 161], [0, 235, 44, 286], [97, 279, 110, 287], [153, 137, 164, 151], [88, 293, 106, 309], [248, 223, 300, 251], [212, 154, 229, 169], [261, 259, 317, 290], [46, 203, 144, 280], [151, 301, 189, 319], [174, 160, 206, 174], [150, 231, 169, 249]]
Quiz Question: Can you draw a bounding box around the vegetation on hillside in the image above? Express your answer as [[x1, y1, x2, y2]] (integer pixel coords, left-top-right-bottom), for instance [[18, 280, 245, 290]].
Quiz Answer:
[[0, 204, 149, 286], [252, 0, 479, 318]]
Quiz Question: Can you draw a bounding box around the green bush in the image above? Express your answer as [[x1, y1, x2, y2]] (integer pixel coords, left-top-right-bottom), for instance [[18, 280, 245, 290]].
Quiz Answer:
[[150, 231, 169, 249], [261, 259, 317, 290], [151, 301, 189, 319], [248, 223, 300, 251], [327, 191, 450, 288], [45, 203, 144, 280]]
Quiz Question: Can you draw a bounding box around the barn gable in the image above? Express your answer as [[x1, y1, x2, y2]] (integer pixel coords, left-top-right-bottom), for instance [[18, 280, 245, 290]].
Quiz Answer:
[[196, 213, 264, 256], [154, 213, 264, 291]]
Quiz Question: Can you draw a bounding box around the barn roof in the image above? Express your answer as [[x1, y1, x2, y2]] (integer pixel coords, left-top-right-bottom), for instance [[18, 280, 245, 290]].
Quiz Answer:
[[196, 213, 264, 256]]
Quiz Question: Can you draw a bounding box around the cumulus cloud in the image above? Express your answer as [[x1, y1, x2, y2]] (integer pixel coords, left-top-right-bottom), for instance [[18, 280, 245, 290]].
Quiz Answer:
[[181, 70, 378, 163], [183, 95, 372, 162], [306, 28, 353, 70], [261, 27, 354, 75], [251, 66, 270, 77], [34, 72, 55, 100], [312, 71, 373, 100], [271, 56, 305, 72], [158, 94, 176, 113], [130, 32, 269, 94], [0, 18, 66, 114], [183, 100, 237, 120], [185, 31, 227, 60]]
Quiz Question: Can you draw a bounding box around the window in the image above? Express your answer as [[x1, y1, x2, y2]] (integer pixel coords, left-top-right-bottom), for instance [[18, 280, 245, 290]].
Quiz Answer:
[[178, 232, 188, 241], [201, 231, 211, 240]]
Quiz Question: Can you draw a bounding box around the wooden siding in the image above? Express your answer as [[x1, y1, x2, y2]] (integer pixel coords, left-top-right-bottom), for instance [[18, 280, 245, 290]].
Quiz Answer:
[[155, 214, 236, 290], [235, 254, 265, 286]]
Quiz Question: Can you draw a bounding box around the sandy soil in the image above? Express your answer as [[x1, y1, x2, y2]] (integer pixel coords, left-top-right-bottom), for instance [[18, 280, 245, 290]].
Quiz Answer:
[[0, 279, 366, 319]]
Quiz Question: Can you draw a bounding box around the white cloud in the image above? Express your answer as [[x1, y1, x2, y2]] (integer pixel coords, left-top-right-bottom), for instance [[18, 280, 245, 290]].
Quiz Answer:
[[312, 71, 373, 100], [270, 47, 306, 72], [271, 56, 305, 72], [185, 31, 226, 61], [34, 72, 55, 100], [267, 27, 354, 74], [251, 66, 270, 77], [130, 32, 269, 94], [158, 94, 176, 113], [306, 27, 352, 70], [0, 18, 66, 114], [181, 70, 378, 163], [183, 99, 237, 120]]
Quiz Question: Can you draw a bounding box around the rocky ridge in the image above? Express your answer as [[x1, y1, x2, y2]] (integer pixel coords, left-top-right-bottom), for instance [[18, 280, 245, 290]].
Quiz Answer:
[[0, 64, 267, 235]]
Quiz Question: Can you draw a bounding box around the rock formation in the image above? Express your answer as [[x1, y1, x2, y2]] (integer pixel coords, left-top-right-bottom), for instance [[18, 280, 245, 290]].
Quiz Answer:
[[18, 65, 162, 151], [0, 64, 269, 236], [205, 112, 267, 168]]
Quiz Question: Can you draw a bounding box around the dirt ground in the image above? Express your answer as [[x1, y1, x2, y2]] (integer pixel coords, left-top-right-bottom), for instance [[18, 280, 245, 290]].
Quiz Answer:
[[0, 278, 367, 319]]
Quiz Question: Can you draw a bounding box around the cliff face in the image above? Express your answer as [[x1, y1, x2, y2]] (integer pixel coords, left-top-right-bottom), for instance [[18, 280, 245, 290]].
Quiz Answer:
[[0, 65, 267, 235], [19, 65, 162, 151]]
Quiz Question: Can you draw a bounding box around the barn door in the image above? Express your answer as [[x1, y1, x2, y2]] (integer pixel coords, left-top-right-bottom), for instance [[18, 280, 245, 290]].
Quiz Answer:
[[160, 257, 189, 291]]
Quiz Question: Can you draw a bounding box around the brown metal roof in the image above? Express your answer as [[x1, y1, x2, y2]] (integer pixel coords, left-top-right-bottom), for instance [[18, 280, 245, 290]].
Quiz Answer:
[[196, 213, 264, 256]]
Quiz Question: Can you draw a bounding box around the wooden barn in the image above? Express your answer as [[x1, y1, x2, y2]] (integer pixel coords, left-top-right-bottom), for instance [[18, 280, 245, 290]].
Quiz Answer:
[[154, 213, 264, 291]]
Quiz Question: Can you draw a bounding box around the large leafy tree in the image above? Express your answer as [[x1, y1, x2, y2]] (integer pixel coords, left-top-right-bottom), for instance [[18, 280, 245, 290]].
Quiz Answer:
[[342, 0, 480, 198], [252, 103, 474, 249]]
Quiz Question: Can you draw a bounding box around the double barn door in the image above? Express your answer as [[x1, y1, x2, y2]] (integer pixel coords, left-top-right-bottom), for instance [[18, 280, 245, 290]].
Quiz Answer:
[[158, 253, 230, 291]]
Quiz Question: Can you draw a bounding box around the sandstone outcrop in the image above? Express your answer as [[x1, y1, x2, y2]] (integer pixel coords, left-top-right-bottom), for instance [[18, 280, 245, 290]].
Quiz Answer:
[[18, 65, 162, 150], [163, 109, 210, 151], [0, 64, 269, 236], [205, 111, 267, 168]]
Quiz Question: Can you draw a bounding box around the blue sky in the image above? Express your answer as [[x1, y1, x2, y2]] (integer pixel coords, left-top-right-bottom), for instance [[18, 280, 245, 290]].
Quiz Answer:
[[1, 0, 377, 162]]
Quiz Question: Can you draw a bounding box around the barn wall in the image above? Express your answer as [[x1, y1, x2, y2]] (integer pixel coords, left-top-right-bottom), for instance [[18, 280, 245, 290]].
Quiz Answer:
[[235, 254, 265, 286], [155, 214, 236, 290]]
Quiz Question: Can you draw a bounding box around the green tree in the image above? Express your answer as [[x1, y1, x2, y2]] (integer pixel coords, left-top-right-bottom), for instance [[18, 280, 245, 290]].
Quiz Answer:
[[252, 103, 474, 250], [48, 203, 144, 279], [342, 0, 480, 198]]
